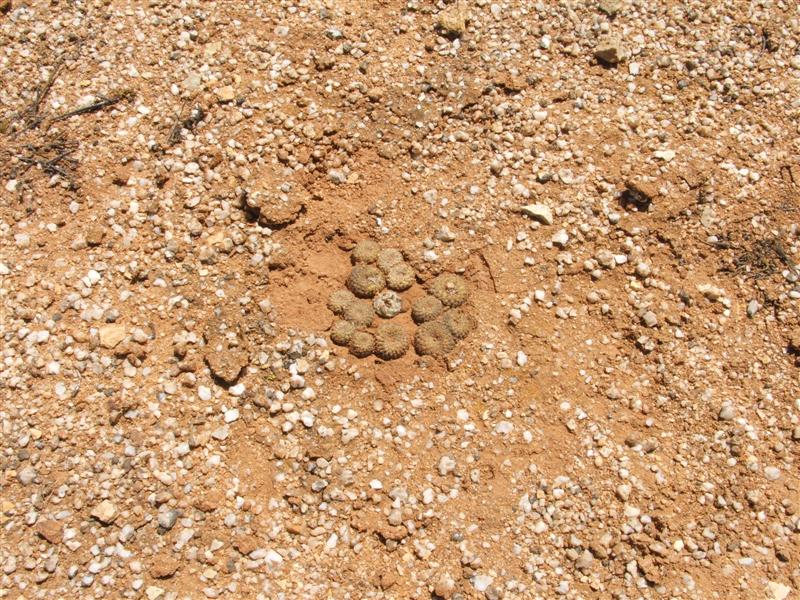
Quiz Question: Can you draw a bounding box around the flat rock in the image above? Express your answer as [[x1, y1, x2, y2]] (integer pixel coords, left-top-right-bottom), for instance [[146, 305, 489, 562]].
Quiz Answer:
[[598, 0, 622, 17], [243, 189, 306, 228], [788, 331, 800, 353], [91, 500, 119, 525], [86, 226, 106, 247], [575, 549, 594, 570], [437, 4, 467, 37], [595, 35, 626, 65], [375, 522, 408, 542], [214, 85, 235, 103], [193, 489, 224, 513], [379, 571, 398, 590], [182, 72, 202, 92], [623, 179, 658, 210], [99, 324, 127, 349], [653, 149, 676, 162], [205, 347, 248, 384], [36, 519, 62, 544], [473, 574, 494, 592], [520, 204, 553, 225], [434, 574, 455, 599], [718, 405, 736, 421], [150, 555, 180, 579], [234, 535, 259, 556], [17, 465, 36, 485], [767, 581, 791, 600], [145, 586, 165, 600], [552, 229, 569, 248]]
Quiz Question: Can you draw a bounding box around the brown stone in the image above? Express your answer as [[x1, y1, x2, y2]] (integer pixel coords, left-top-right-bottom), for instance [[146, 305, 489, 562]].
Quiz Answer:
[[304, 440, 335, 460], [595, 35, 626, 65], [460, 81, 484, 108], [285, 522, 307, 536], [494, 72, 526, 93], [589, 538, 610, 559], [268, 248, 294, 270], [193, 489, 223, 512], [375, 523, 408, 542], [681, 162, 710, 189], [623, 179, 659, 211], [434, 574, 455, 598], [598, 0, 622, 17], [86, 226, 106, 247], [99, 324, 127, 349], [349, 510, 373, 533], [150, 555, 180, 579], [204, 346, 248, 384], [90, 500, 119, 525], [214, 85, 235, 103], [111, 166, 131, 186], [437, 4, 467, 37], [788, 331, 800, 354], [114, 342, 147, 361], [233, 535, 258, 556], [36, 519, 62, 544], [637, 555, 662, 584], [379, 572, 398, 590], [243, 188, 306, 228], [107, 396, 137, 426], [377, 144, 399, 160]]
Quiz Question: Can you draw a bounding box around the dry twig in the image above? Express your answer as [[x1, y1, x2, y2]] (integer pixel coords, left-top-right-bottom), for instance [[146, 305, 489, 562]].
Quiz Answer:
[[50, 88, 135, 123], [166, 104, 205, 147]]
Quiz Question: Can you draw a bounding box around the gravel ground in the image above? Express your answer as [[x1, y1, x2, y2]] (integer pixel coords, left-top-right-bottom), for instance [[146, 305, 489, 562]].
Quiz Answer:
[[1, 0, 799, 598]]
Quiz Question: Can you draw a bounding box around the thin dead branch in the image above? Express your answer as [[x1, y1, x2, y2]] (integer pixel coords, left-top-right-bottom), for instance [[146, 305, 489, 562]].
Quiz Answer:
[[50, 88, 135, 123], [22, 60, 63, 129], [11, 137, 79, 181], [166, 104, 205, 147]]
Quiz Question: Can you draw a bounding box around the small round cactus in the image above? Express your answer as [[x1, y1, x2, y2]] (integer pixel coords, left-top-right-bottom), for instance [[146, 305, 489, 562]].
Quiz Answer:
[[443, 308, 476, 340], [377, 248, 404, 273], [374, 323, 409, 360], [343, 300, 375, 327], [351, 240, 380, 264], [412, 295, 444, 324], [349, 331, 375, 358], [373, 290, 403, 319], [386, 262, 415, 291], [414, 321, 455, 357], [330, 320, 356, 346], [347, 264, 386, 298], [328, 289, 356, 316], [430, 273, 469, 307]]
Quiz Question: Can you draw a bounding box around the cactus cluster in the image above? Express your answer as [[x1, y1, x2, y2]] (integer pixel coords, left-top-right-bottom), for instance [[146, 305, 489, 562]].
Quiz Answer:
[[328, 241, 475, 360]]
